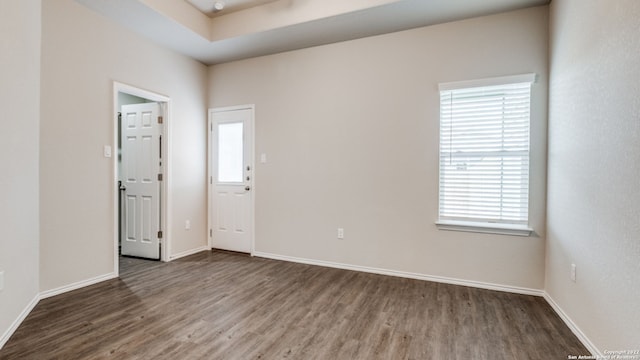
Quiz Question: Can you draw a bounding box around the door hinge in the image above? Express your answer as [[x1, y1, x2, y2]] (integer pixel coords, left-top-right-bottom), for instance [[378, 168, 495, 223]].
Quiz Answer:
[[209, 229, 212, 237], [158, 173, 163, 181], [157, 116, 163, 124], [158, 230, 163, 239]]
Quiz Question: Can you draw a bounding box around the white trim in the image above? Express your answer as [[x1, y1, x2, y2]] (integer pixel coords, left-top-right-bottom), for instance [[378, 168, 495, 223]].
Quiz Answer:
[[168, 246, 210, 261], [436, 220, 533, 237], [207, 111, 213, 250], [113, 82, 172, 268], [439, 73, 536, 91], [253, 251, 543, 297], [113, 83, 169, 101], [0, 257, 596, 357], [543, 292, 601, 356], [208, 105, 256, 255], [0, 294, 40, 350], [1, 274, 117, 350], [253, 252, 600, 354], [39, 272, 118, 300], [207, 109, 215, 251], [163, 100, 173, 261]]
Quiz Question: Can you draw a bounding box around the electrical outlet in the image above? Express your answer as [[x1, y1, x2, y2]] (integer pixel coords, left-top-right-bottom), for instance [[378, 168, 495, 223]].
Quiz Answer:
[[0, 271, 4, 291], [185, 220, 191, 230], [337, 228, 344, 239], [570, 263, 576, 282]]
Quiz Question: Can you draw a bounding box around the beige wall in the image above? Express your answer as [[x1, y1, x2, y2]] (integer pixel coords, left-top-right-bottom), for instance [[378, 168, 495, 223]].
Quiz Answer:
[[209, 6, 549, 290], [39, 0, 209, 292], [547, 0, 640, 352], [0, 0, 41, 344], [6, 0, 635, 353]]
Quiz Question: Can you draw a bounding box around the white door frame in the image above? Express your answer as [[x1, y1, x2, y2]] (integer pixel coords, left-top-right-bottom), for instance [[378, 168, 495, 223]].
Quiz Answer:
[[208, 105, 256, 255], [113, 82, 172, 274]]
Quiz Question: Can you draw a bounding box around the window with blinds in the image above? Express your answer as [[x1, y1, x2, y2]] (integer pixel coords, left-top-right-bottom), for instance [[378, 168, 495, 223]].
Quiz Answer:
[[437, 74, 535, 233]]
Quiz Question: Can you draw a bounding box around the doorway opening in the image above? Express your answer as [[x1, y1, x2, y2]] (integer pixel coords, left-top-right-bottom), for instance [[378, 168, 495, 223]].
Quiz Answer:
[[113, 82, 171, 275]]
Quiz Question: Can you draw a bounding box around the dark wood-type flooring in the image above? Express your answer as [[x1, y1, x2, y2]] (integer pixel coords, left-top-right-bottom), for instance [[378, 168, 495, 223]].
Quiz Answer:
[[0, 250, 589, 359]]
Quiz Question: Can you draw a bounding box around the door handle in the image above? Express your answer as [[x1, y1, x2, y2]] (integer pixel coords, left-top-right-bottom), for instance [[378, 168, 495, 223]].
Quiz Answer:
[[245, 186, 251, 191]]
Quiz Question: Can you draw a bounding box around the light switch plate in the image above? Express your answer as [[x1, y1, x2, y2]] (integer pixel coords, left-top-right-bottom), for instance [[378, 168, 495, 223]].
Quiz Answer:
[[103, 145, 112, 158], [260, 153, 267, 163]]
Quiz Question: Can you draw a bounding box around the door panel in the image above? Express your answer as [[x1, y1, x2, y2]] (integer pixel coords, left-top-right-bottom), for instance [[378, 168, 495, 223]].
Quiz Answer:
[[126, 195, 137, 240], [216, 191, 229, 231], [141, 195, 153, 243], [210, 107, 254, 253], [141, 136, 153, 181], [121, 103, 162, 259]]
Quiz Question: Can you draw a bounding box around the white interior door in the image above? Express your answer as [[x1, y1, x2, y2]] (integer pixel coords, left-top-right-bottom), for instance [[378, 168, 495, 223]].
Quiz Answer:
[[210, 106, 254, 253], [121, 103, 162, 259]]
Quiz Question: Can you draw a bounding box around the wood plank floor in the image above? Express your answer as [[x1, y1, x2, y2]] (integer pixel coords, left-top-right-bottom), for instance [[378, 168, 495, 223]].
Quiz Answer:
[[0, 250, 589, 359]]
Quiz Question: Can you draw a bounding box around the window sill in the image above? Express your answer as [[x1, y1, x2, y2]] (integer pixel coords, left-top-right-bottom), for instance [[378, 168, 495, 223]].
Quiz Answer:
[[435, 220, 533, 237]]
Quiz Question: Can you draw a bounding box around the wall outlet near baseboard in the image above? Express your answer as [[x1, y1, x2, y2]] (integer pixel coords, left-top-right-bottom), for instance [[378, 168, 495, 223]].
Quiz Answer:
[[337, 228, 344, 239], [570, 263, 576, 282]]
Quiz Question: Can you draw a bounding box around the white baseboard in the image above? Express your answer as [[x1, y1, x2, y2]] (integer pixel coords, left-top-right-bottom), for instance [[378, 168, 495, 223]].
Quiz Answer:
[[1, 272, 118, 350], [40, 272, 118, 300], [543, 292, 601, 356], [2, 246, 209, 349], [253, 251, 544, 297], [255, 252, 601, 353], [0, 293, 40, 350], [168, 246, 210, 261], [2, 252, 596, 357]]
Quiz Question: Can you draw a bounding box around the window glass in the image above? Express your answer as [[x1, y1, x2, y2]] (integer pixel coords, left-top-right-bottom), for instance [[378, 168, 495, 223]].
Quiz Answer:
[[218, 122, 244, 183], [439, 78, 532, 225]]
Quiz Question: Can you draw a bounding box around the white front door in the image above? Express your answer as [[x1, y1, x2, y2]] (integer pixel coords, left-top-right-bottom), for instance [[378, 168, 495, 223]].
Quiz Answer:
[[210, 106, 254, 253], [121, 103, 162, 259]]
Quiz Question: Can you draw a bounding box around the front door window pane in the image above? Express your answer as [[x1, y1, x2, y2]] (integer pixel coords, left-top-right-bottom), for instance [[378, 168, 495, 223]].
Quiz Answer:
[[218, 122, 243, 183]]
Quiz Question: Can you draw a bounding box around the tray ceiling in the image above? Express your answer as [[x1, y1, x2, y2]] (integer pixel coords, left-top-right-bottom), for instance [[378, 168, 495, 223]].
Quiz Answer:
[[78, 0, 550, 65]]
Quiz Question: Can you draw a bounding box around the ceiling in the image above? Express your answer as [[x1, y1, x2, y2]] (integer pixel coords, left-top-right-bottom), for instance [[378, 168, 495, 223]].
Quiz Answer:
[[77, 0, 549, 65], [186, 0, 279, 17]]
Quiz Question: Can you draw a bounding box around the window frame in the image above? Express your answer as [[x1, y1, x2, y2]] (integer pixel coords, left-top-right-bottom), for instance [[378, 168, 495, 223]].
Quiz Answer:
[[435, 73, 536, 237]]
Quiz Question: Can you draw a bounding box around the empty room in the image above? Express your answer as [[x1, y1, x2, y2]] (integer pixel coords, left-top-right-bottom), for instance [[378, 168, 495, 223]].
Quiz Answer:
[[0, 0, 638, 358]]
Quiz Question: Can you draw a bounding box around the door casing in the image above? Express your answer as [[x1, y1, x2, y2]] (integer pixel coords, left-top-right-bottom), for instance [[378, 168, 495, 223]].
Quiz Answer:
[[208, 105, 256, 254], [113, 82, 171, 274]]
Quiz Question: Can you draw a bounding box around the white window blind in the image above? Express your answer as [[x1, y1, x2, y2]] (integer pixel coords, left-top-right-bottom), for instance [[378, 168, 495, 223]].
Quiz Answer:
[[438, 74, 534, 228]]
